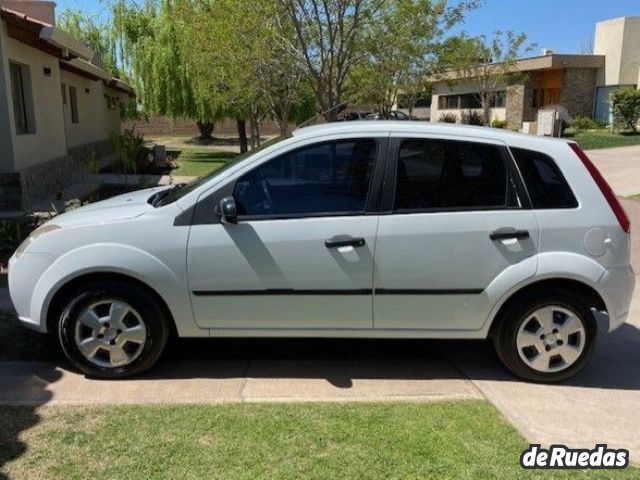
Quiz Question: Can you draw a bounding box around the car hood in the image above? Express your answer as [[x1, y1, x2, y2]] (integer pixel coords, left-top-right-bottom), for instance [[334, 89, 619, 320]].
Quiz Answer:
[[51, 186, 169, 228]]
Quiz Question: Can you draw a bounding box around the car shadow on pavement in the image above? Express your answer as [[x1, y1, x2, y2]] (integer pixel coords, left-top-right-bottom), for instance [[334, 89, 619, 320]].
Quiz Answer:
[[135, 320, 640, 391]]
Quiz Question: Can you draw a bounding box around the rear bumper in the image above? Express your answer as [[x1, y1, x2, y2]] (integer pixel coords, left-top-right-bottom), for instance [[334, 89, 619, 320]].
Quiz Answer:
[[599, 265, 635, 332]]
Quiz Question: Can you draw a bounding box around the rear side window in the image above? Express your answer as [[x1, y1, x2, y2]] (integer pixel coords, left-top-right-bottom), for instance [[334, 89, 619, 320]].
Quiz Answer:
[[511, 148, 578, 209], [394, 139, 509, 211]]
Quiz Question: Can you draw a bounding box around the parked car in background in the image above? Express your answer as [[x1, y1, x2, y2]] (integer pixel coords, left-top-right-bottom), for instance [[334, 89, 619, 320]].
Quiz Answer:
[[336, 111, 372, 121], [369, 110, 419, 120], [8, 122, 634, 382]]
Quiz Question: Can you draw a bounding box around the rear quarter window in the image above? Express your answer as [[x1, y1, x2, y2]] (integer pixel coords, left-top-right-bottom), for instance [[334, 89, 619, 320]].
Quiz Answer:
[[511, 147, 578, 209]]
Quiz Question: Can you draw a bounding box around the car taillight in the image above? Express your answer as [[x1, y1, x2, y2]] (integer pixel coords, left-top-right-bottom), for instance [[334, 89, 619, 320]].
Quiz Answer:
[[569, 142, 630, 234]]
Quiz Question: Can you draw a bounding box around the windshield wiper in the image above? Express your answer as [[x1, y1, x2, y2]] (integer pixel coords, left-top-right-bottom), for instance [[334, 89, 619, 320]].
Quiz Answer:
[[151, 184, 186, 207]]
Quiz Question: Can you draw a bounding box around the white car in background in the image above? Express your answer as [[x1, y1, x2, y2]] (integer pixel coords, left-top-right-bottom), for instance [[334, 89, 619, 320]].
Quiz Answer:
[[8, 122, 634, 382]]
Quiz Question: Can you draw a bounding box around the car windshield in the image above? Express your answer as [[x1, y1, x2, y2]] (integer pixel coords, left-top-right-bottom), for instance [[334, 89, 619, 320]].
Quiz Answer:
[[154, 134, 292, 207]]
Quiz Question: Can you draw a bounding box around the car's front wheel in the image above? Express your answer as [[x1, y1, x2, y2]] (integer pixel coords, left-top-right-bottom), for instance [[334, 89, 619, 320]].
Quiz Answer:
[[58, 281, 170, 378], [493, 288, 597, 382]]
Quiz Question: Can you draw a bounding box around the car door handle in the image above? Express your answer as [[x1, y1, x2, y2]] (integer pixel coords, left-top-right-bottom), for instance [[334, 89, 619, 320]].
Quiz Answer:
[[325, 236, 366, 249], [489, 229, 530, 241]]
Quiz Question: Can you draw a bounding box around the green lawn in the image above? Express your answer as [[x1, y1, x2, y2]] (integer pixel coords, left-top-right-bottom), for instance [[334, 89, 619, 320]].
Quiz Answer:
[[169, 148, 236, 177], [567, 131, 640, 150], [2, 401, 636, 480]]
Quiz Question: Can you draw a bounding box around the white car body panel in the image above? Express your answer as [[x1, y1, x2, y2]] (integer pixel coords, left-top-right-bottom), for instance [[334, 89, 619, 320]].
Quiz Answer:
[[7, 122, 634, 342]]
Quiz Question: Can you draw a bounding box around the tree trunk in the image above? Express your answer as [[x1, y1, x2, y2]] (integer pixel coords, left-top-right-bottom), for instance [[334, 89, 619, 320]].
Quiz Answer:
[[278, 119, 289, 136], [236, 119, 248, 153], [196, 120, 214, 140]]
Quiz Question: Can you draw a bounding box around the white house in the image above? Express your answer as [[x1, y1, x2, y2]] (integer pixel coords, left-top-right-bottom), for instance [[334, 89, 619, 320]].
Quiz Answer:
[[0, 0, 133, 212]]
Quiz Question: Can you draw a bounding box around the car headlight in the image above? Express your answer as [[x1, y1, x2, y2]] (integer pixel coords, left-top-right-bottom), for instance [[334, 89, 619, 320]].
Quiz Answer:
[[14, 224, 62, 259]]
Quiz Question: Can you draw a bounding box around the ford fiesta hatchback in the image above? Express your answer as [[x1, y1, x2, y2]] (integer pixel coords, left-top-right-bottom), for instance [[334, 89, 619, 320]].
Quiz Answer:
[[8, 122, 634, 382]]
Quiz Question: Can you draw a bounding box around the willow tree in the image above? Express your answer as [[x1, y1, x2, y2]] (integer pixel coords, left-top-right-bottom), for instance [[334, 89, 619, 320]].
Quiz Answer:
[[173, 0, 313, 151], [111, 0, 222, 139], [57, 9, 121, 77]]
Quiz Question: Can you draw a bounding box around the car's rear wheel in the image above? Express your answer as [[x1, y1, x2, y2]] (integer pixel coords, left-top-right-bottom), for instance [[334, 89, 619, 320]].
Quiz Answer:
[[58, 281, 170, 378], [493, 288, 597, 382]]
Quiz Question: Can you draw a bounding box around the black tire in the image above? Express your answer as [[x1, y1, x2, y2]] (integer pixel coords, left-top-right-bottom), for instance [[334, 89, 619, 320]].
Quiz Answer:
[[492, 287, 597, 383], [58, 280, 170, 379]]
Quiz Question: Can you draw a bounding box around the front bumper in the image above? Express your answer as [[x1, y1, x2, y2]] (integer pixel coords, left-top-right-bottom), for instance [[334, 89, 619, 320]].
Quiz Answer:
[[8, 252, 55, 333]]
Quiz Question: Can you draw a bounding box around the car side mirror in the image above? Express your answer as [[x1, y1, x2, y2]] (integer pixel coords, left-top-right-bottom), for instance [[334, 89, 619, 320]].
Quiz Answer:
[[217, 196, 238, 224]]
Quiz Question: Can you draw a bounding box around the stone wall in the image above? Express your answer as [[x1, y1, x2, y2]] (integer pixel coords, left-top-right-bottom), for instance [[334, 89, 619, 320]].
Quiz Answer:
[[560, 68, 597, 119], [1, 139, 116, 212], [506, 85, 536, 130]]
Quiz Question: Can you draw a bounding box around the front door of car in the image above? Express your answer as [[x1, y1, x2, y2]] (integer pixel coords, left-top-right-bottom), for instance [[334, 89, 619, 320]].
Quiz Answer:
[[373, 136, 540, 331], [187, 137, 386, 331]]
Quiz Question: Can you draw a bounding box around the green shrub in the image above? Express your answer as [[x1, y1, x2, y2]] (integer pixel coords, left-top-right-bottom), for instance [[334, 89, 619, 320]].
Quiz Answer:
[[439, 113, 457, 123], [611, 89, 640, 133], [109, 128, 149, 178], [461, 110, 484, 126], [491, 119, 508, 129], [571, 116, 606, 131]]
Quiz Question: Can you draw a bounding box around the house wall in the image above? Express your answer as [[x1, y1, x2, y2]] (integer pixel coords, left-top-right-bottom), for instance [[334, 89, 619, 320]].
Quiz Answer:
[[2, 26, 68, 171], [559, 68, 597, 118], [430, 79, 507, 124], [594, 16, 640, 87], [60, 69, 125, 150], [0, 19, 15, 174]]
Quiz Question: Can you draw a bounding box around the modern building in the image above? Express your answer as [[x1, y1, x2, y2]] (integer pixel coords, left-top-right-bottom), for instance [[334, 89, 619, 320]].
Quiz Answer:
[[0, 0, 133, 212], [428, 16, 640, 131]]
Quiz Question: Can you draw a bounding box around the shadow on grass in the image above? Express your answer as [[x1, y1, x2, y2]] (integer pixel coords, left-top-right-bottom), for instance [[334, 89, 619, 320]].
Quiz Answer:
[[0, 312, 62, 480]]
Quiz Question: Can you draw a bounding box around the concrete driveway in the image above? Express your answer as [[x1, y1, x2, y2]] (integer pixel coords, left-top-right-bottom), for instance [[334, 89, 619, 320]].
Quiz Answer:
[[0, 145, 639, 458], [587, 145, 640, 197]]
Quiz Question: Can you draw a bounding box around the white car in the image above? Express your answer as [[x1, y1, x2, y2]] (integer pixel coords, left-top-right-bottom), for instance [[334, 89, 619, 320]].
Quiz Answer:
[[8, 122, 635, 382]]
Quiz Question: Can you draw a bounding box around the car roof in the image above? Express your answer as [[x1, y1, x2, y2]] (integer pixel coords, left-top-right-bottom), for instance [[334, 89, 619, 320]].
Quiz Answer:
[[292, 121, 572, 148]]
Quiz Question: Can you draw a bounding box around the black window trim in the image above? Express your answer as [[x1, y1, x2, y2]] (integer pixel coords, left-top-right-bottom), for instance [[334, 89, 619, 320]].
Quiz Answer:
[[380, 137, 532, 215], [507, 146, 579, 211], [181, 136, 389, 226]]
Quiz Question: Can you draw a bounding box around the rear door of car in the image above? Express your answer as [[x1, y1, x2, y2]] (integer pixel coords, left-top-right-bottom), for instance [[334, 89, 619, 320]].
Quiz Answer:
[[373, 134, 540, 331]]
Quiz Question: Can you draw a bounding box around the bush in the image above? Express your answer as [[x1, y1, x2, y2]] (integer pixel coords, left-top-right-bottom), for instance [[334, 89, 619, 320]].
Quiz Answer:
[[611, 89, 640, 133], [109, 128, 149, 177], [571, 116, 606, 131], [439, 113, 457, 123], [461, 110, 484, 126], [491, 119, 508, 129]]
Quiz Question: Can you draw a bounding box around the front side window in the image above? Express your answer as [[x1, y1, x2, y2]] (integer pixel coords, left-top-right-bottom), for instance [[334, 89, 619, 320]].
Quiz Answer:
[[234, 139, 377, 218], [511, 147, 577, 209], [394, 139, 509, 211]]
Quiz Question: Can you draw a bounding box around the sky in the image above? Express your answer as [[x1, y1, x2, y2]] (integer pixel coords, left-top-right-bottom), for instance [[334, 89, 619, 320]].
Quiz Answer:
[[55, 0, 640, 55]]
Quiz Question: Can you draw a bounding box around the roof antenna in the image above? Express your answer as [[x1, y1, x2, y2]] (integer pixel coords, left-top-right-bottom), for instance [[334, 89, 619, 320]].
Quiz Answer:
[[296, 101, 349, 130]]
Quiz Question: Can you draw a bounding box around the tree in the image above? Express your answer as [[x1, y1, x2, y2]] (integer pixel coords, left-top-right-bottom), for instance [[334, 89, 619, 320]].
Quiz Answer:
[[347, 0, 479, 119], [280, 0, 389, 121], [57, 9, 120, 77], [173, 0, 314, 150], [449, 31, 534, 125], [111, 0, 222, 140], [611, 89, 640, 133]]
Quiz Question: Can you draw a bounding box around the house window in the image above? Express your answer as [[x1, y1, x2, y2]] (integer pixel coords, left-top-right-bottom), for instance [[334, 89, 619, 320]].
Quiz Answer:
[[61, 83, 67, 104], [459, 94, 481, 109], [9, 62, 36, 134], [438, 95, 460, 110], [492, 90, 506, 108], [69, 86, 79, 123]]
